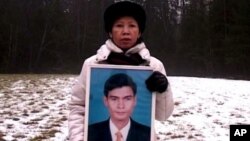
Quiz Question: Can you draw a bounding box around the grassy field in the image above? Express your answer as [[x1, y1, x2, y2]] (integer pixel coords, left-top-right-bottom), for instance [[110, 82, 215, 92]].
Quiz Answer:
[[1, 74, 249, 141], [0, 74, 75, 141]]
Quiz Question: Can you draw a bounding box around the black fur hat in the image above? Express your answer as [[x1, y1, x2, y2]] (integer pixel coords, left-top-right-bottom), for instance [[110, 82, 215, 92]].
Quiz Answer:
[[104, 1, 146, 33]]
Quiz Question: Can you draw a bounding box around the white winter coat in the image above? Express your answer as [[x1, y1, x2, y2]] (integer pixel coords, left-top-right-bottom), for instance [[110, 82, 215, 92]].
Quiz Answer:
[[68, 40, 174, 141]]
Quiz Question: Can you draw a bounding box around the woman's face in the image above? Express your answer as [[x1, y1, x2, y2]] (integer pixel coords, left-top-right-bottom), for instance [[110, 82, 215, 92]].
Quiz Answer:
[[110, 16, 141, 50]]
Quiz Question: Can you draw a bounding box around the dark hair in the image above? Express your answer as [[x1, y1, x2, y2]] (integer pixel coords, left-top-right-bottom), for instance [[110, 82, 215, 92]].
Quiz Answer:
[[104, 73, 137, 97], [104, 1, 146, 33]]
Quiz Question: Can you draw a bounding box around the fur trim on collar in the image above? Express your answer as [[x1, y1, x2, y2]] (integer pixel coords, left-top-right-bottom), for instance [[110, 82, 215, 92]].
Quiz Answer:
[[96, 39, 150, 62]]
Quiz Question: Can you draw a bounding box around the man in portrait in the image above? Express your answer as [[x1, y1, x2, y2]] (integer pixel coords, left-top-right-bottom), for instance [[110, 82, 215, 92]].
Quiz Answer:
[[88, 73, 150, 141]]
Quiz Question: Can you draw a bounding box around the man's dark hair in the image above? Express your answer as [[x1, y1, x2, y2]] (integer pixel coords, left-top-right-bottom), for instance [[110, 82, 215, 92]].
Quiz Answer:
[[104, 73, 137, 97]]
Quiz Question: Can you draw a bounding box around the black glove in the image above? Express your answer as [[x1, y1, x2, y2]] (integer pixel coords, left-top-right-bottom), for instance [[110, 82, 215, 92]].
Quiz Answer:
[[145, 71, 168, 93]]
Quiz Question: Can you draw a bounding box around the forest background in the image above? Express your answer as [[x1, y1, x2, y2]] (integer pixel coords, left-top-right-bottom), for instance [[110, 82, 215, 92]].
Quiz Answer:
[[1, 0, 249, 80]]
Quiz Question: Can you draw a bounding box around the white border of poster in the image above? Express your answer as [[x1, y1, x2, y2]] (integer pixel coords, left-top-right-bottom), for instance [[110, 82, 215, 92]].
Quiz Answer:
[[84, 64, 155, 141]]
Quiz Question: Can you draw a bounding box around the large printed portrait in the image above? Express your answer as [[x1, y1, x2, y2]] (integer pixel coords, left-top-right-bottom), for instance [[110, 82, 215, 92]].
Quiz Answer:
[[84, 64, 155, 141]]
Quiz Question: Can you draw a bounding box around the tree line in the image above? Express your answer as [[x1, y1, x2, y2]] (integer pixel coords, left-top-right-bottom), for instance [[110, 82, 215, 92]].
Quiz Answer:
[[0, 0, 249, 79]]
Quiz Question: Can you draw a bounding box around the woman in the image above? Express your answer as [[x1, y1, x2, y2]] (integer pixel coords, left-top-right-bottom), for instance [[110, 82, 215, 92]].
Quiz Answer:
[[68, 1, 174, 141]]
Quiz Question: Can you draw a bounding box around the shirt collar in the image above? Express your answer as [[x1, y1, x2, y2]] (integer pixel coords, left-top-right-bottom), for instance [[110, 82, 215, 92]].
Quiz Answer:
[[110, 119, 131, 141]]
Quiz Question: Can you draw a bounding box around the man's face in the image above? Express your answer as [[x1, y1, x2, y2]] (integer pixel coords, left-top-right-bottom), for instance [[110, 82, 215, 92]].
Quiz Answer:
[[104, 86, 136, 123]]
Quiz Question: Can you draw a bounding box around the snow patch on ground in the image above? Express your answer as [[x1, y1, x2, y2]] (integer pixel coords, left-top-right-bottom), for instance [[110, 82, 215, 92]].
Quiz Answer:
[[0, 74, 249, 141]]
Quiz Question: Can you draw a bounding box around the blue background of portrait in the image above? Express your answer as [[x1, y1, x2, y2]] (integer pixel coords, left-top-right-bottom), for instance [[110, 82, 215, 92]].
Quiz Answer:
[[88, 66, 153, 127]]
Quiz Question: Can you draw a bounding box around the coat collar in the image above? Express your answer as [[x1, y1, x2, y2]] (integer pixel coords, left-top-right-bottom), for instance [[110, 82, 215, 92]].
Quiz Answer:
[[96, 39, 151, 62]]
